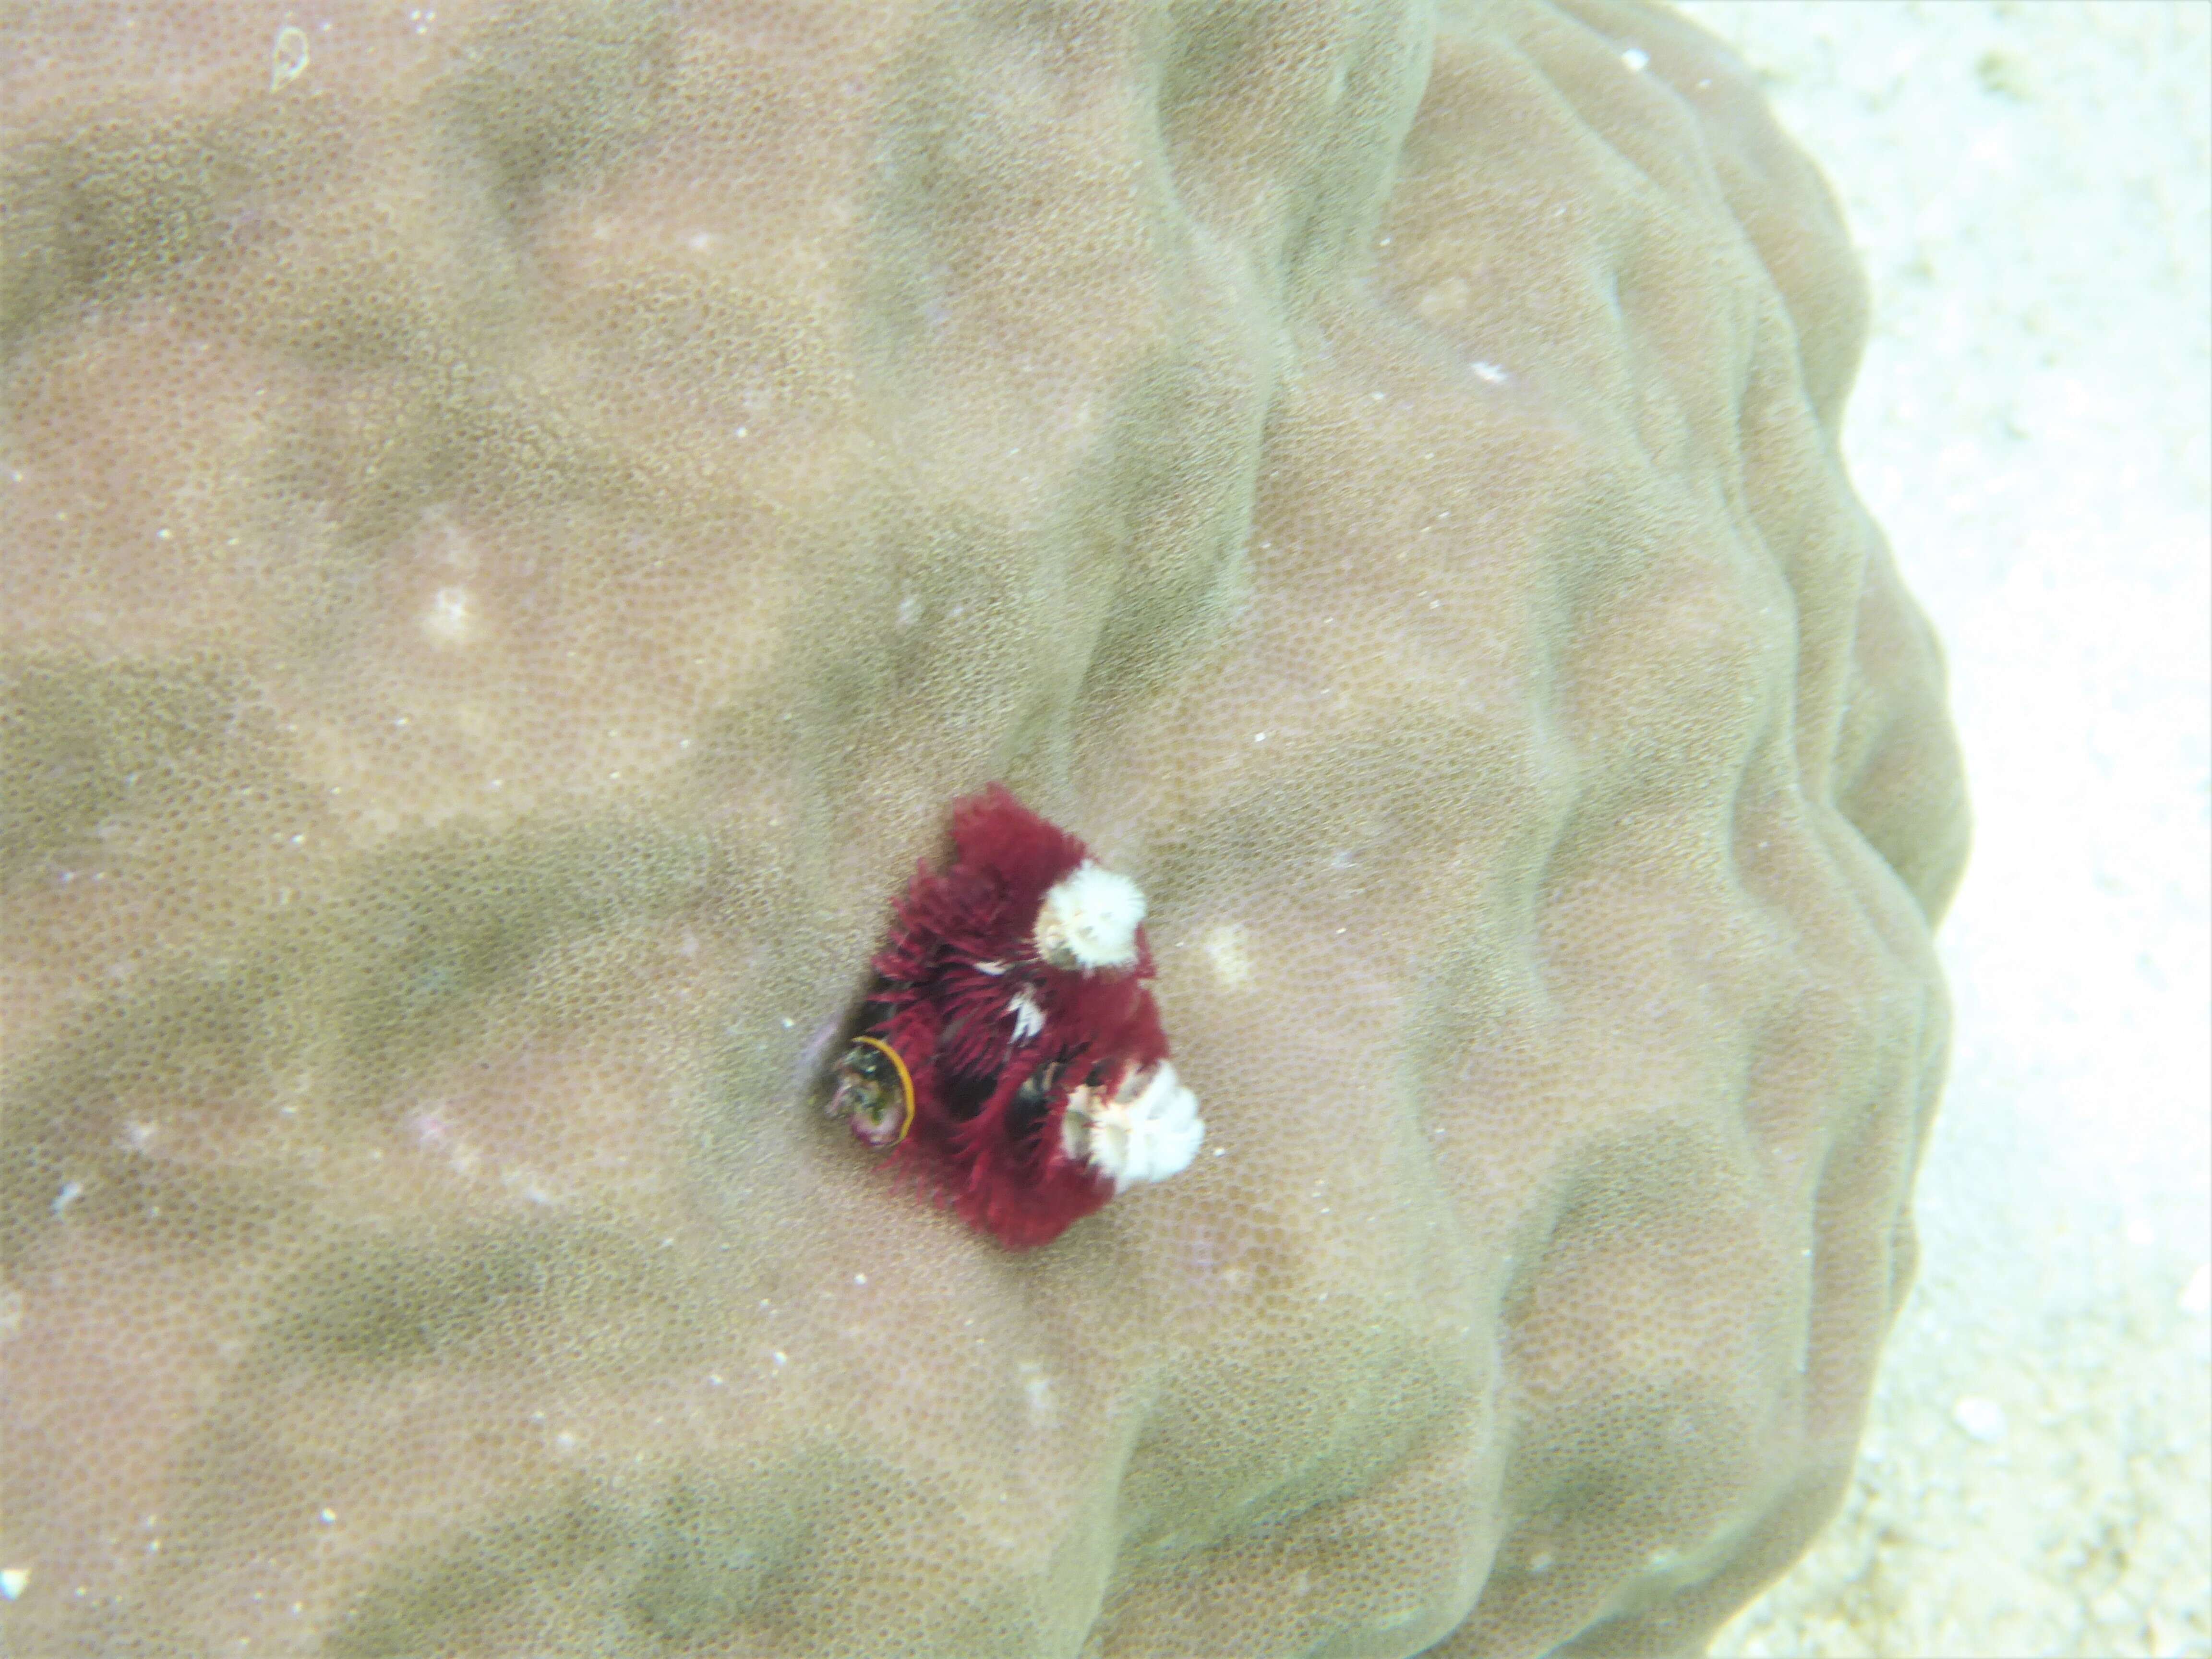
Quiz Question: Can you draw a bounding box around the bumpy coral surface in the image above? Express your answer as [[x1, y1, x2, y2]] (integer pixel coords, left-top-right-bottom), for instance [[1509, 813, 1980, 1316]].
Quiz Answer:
[[0, 0, 1968, 1653]]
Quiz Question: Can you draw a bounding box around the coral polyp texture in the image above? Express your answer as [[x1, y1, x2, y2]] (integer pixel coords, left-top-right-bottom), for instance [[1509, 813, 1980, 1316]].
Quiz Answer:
[[830, 783, 1202, 1249], [0, 0, 1968, 1654]]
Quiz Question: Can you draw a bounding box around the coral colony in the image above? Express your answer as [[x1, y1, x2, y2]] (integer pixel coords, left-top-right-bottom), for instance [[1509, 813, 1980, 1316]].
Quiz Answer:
[[830, 786, 1204, 1248]]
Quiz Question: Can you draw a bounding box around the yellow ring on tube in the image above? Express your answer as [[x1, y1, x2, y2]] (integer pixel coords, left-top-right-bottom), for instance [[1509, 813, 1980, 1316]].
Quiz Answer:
[[851, 1035, 916, 1146]]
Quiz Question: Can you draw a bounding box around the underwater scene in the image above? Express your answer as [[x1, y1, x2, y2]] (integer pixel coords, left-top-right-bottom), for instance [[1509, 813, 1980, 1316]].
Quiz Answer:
[[1, 1, 2203, 1654]]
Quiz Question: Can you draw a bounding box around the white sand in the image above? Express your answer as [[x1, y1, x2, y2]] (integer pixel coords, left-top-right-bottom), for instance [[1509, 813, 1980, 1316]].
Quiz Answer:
[[1664, 4, 2211, 1655]]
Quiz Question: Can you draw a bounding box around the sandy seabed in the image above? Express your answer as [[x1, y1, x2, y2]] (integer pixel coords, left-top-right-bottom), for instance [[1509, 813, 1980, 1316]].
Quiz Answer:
[[1669, 5, 2212, 1657]]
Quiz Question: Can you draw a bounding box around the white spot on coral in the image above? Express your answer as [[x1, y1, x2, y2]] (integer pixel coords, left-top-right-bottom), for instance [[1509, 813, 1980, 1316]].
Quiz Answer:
[[500, 1166, 556, 1206], [1621, 46, 1649, 72], [973, 960, 1007, 976], [1471, 360, 1508, 384], [1952, 1395, 2007, 1443], [270, 25, 309, 92], [1060, 1062, 1204, 1193], [1016, 1359, 1054, 1420], [0, 1566, 27, 1600], [1008, 988, 1046, 1043], [1202, 925, 1253, 989], [318, 1508, 336, 1526], [2180, 1262, 2211, 1319], [1034, 862, 1145, 970], [421, 587, 476, 645], [51, 1181, 82, 1217], [896, 593, 923, 628]]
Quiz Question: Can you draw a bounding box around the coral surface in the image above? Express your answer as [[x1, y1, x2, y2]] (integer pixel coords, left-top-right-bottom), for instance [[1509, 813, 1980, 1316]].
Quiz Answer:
[[0, 0, 1967, 1653]]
